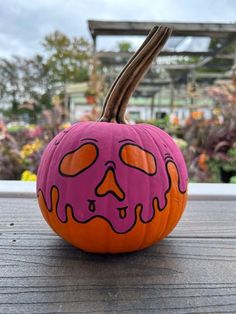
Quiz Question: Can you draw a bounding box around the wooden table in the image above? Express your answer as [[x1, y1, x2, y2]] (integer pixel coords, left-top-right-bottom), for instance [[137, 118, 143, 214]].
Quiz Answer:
[[0, 196, 236, 313]]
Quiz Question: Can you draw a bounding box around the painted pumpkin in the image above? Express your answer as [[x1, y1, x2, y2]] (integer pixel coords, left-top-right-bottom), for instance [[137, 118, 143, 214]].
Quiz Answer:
[[37, 26, 188, 253]]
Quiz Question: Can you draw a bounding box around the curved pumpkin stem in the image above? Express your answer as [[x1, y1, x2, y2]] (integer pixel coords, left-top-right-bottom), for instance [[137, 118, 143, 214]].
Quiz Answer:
[[98, 26, 159, 122], [98, 26, 172, 123]]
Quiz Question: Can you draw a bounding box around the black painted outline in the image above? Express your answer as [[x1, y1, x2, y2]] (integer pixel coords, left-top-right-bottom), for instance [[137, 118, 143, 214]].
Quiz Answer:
[[117, 206, 128, 219], [157, 160, 187, 211], [81, 138, 98, 142], [119, 143, 157, 176], [38, 185, 59, 214], [95, 167, 125, 201], [164, 156, 174, 161], [38, 160, 187, 234], [58, 142, 99, 177], [38, 185, 150, 234], [39, 185, 165, 234], [105, 160, 116, 169], [118, 139, 136, 143], [88, 199, 96, 212]]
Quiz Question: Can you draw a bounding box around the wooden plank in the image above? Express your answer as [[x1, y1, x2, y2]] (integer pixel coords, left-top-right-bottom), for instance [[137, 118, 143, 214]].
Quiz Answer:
[[0, 198, 236, 238], [88, 20, 236, 38], [0, 238, 236, 313], [97, 51, 215, 59], [97, 51, 235, 60], [0, 198, 236, 313]]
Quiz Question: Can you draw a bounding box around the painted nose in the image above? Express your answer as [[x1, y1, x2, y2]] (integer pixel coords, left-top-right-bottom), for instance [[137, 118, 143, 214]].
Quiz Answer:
[[95, 167, 125, 201]]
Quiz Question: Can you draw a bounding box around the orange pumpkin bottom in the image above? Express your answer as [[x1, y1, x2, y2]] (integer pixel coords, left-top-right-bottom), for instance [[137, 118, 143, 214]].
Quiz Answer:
[[38, 162, 187, 253]]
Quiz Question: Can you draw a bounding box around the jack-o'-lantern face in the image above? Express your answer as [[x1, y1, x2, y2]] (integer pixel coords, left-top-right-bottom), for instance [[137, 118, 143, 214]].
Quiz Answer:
[[37, 122, 188, 237], [58, 140, 157, 224]]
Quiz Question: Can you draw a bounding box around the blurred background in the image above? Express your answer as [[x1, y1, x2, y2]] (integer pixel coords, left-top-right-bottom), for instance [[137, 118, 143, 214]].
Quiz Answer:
[[1, 0, 236, 183]]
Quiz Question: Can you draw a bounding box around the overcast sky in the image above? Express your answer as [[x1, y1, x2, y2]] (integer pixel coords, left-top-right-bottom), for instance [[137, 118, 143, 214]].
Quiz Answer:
[[0, 0, 236, 58]]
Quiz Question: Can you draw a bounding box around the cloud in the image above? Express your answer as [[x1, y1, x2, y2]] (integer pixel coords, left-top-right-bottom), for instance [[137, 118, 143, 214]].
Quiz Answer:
[[0, 0, 236, 58]]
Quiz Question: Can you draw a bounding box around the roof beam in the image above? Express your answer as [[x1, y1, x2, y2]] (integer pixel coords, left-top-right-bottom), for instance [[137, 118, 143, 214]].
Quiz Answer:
[[96, 51, 212, 59], [88, 20, 236, 38], [195, 72, 231, 79]]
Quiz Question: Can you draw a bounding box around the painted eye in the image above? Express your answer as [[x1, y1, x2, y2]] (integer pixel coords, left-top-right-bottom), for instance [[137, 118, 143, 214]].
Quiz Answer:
[[59, 143, 98, 177], [119, 143, 157, 175]]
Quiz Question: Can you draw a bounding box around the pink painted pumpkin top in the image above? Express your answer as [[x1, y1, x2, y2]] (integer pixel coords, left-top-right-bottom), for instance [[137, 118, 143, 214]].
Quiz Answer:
[[37, 122, 188, 234]]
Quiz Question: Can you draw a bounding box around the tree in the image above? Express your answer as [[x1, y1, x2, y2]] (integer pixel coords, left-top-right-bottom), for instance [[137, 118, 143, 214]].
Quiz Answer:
[[0, 31, 92, 121], [0, 55, 52, 121], [0, 57, 21, 114], [42, 31, 91, 85], [117, 41, 133, 53]]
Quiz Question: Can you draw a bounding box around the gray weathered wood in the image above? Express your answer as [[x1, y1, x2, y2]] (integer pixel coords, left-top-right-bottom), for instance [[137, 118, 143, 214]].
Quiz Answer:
[[88, 20, 236, 38], [0, 197, 236, 313], [97, 50, 236, 60]]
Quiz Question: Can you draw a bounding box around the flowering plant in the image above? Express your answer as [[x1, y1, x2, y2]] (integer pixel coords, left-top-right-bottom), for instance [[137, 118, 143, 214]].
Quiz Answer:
[[21, 170, 37, 181]]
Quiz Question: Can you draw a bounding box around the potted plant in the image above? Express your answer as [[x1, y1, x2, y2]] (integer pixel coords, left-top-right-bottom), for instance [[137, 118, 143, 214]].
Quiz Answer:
[[84, 88, 97, 104]]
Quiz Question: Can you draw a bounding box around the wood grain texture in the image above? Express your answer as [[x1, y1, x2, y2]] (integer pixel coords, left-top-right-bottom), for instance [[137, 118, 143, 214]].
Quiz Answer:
[[88, 20, 236, 38], [0, 198, 236, 313]]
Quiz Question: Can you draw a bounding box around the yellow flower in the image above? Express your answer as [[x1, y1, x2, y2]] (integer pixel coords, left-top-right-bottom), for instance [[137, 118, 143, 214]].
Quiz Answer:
[[21, 170, 37, 181], [20, 139, 43, 158], [60, 122, 71, 130]]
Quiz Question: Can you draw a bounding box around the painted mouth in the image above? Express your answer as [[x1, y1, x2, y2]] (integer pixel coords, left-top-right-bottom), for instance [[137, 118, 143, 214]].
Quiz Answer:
[[38, 161, 187, 236], [88, 199, 127, 219]]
